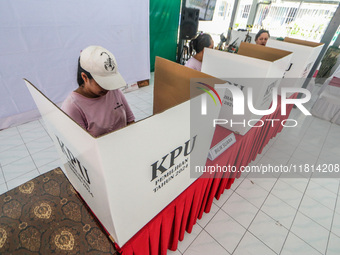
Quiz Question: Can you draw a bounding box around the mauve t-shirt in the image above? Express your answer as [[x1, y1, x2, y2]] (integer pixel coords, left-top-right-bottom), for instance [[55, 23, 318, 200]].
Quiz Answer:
[[61, 89, 135, 137], [185, 57, 202, 71]]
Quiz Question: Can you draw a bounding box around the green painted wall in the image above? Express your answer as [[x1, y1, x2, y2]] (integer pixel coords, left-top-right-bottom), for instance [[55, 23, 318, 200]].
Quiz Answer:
[[150, 0, 181, 71]]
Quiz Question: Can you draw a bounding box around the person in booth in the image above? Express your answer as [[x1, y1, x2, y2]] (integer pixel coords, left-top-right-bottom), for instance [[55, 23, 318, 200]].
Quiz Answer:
[[255, 29, 270, 46], [61, 45, 135, 137], [185, 33, 214, 71]]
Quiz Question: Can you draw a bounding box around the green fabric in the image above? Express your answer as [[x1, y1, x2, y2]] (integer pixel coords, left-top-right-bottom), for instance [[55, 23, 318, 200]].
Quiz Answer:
[[150, 0, 181, 71]]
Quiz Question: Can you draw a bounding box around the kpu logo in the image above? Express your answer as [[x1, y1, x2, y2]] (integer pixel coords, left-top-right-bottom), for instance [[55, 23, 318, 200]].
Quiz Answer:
[[151, 136, 197, 181], [56, 136, 90, 185]]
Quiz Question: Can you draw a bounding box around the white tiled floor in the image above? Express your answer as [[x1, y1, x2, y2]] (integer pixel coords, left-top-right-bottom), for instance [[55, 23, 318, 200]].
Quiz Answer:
[[1, 77, 340, 255]]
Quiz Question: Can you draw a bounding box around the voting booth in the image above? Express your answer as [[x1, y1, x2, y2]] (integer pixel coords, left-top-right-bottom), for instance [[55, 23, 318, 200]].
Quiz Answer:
[[266, 37, 324, 92], [201, 42, 293, 135], [24, 57, 227, 247]]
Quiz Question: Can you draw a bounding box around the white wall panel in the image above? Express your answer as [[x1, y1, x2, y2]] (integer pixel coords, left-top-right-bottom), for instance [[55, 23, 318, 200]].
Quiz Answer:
[[0, 0, 150, 129]]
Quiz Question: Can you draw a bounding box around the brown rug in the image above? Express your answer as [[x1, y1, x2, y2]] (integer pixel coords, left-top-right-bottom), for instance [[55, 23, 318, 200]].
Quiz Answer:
[[0, 168, 117, 254]]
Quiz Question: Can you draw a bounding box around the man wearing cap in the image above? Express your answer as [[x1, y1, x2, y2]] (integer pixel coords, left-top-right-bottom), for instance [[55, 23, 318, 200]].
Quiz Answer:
[[61, 45, 135, 137]]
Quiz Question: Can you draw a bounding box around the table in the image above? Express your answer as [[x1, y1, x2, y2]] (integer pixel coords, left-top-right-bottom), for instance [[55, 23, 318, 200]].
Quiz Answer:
[[0, 168, 117, 254], [117, 95, 295, 255]]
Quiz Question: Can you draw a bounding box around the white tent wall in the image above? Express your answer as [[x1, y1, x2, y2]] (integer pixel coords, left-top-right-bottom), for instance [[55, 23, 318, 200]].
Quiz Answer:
[[0, 0, 150, 130]]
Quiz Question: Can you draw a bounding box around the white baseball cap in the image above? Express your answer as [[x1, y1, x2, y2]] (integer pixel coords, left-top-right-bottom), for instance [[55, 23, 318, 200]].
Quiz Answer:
[[80, 45, 126, 90]]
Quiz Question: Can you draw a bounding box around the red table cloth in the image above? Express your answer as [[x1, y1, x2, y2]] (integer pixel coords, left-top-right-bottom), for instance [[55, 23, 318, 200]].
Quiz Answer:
[[116, 95, 295, 255]]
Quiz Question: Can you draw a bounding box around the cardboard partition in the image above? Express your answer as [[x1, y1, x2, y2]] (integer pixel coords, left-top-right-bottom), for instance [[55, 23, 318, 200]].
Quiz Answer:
[[284, 37, 324, 48], [266, 37, 324, 92], [201, 42, 293, 135], [153, 57, 223, 114], [24, 57, 223, 247]]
